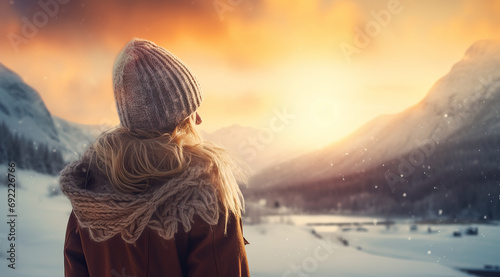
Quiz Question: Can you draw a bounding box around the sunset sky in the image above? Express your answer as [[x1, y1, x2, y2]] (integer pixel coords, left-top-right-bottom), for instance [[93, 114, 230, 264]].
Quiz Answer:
[[1, 0, 500, 151]]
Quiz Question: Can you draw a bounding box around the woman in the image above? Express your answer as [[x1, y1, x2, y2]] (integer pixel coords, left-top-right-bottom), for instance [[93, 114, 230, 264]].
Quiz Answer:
[[60, 38, 250, 277]]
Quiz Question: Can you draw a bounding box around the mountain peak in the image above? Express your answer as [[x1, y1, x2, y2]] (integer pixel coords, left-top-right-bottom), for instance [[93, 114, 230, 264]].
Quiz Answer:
[[423, 39, 500, 107], [463, 39, 500, 60]]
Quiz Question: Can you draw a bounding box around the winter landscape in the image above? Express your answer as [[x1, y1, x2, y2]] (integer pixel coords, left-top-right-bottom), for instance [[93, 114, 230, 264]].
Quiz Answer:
[[2, 0, 500, 274], [1, 39, 500, 276]]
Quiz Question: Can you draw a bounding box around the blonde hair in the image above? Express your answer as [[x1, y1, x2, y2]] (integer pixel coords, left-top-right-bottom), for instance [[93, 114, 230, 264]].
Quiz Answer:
[[91, 114, 247, 227]]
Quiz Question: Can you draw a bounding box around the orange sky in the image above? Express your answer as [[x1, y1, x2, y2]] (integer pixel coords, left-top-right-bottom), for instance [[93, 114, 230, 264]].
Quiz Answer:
[[1, 0, 500, 151]]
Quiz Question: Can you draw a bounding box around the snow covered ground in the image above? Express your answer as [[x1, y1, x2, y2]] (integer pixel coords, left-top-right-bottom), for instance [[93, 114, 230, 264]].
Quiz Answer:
[[244, 224, 472, 277], [0, 168, 498, 276], [0, 166, 71, 277], [334, 221, 500, 269], [247, 215, 500, 276]]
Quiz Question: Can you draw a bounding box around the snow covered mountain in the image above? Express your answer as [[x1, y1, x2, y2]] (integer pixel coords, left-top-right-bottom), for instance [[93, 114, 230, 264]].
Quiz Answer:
[[201, 124, 304, 172], [251, 40, 500, 189], [0, 63, 60, 146], [0, 63, 100, 171], [247, 40, 500, 218], [52, 116, 101, 161]]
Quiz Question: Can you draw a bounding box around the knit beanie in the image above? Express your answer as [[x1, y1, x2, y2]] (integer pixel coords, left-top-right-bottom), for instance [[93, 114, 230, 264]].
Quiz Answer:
[[112, 38, 203, 132]]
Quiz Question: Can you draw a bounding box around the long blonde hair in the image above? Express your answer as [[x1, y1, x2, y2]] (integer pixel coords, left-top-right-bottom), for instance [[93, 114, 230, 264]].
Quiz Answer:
[[91, 114, 247, 223]]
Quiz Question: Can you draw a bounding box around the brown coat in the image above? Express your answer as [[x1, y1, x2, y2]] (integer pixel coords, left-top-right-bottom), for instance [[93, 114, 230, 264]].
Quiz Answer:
[[60, 147, 250, 277], [64, 210, 250, 277]]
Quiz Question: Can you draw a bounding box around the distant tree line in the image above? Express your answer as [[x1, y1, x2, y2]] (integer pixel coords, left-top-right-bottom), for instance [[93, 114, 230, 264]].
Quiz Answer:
[[0, 121, 64, 175]]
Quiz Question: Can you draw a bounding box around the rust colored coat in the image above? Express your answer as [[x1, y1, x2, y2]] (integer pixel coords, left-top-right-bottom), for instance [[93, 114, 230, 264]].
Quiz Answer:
[[60, 146, 250, 277], [64, 210, 250, 277]]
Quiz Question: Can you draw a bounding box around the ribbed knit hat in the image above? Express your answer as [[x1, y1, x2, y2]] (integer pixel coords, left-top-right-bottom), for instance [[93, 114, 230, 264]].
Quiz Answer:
[[112, 38, 203, 132]]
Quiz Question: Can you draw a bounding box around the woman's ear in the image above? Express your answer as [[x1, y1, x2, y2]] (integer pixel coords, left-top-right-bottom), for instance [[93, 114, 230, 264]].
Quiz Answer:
[[195, 112, 202, 125]]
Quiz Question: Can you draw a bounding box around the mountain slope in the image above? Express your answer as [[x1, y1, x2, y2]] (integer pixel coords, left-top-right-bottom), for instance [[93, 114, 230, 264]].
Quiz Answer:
[[52, 116, 102, 161], [251, 40, 500, 190], [0, 63, 60, 146], [246, 40, 500, 218], [0, 63, 99, 172], [202, 124, 305, 172]]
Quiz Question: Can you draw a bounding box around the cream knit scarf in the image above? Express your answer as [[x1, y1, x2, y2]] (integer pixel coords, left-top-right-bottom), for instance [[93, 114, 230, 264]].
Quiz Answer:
[[59, 148, 220, 244]]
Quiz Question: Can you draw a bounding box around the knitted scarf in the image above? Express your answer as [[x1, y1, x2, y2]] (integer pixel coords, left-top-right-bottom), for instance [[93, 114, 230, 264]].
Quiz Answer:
[[59, 148, 220, 244]]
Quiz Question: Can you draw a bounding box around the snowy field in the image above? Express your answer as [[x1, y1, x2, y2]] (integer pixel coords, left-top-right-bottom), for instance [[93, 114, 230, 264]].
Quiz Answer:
[[0, 168, 499, 276], [248, 215, 500, 276]]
